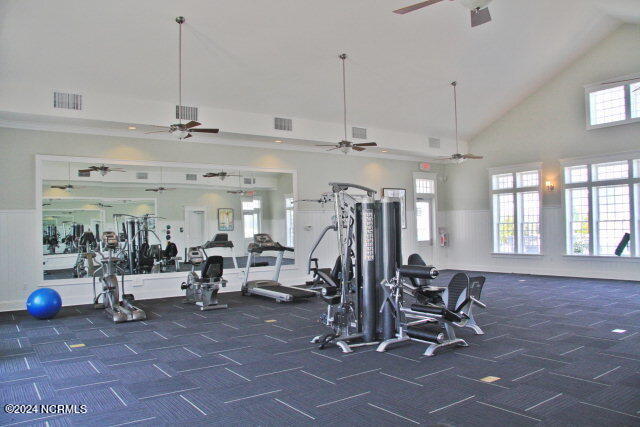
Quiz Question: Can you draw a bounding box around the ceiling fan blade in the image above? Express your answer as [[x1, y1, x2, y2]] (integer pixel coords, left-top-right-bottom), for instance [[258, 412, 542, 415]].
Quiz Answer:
[[183, 121, 201, 129], [110, 168, 126, 172], [78, 169, 93, 173], [183, 133, 193, 139], [145, 189, 157, 192], [463, 154, 484, 159], [352, 146, 366, 152], [145, 130, 169, 134], [393, 0, 445, 14], [470, 7, 491, 27], [189, 128, 219, 133], [326, 147, 340, 151], [435, 156, 454, 160], [316, 144, 338, 147], [353, 142, 377, 147]]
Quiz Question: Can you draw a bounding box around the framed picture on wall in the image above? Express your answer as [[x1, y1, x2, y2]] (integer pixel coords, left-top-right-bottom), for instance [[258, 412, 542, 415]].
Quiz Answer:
[[218, 208, 234, 231], [382, 188, 407, 229]]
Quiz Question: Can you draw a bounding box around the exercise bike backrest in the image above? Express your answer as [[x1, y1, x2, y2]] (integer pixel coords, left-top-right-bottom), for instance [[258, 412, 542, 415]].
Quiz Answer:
[[201, 255, 224, 281]]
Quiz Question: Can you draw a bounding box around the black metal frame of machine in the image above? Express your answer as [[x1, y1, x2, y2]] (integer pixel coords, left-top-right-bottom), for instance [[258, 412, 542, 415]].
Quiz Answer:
[[310, 182, 402, 353]]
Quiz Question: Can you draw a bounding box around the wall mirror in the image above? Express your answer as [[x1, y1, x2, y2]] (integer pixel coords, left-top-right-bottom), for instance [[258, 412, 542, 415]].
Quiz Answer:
[[39, 157, 296, 282]]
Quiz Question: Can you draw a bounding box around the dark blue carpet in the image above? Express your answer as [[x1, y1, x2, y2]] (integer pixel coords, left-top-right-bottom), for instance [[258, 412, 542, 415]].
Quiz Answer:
[[1, 271, 639, 426]]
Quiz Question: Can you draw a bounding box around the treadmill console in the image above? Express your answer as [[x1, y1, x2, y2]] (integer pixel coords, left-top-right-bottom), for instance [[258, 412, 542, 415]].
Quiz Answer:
[[248, 234, 293, 253]]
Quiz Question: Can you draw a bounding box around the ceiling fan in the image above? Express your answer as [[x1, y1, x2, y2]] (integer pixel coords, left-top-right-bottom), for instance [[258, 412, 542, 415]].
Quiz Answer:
[[203, 170, 241, 180], [79, 164, 125, 176], [227, 189, 256, 196], [51, 184, 84, 192], [145, 187, 176, 193], [435, 81, 483, 163], [145, 16, 220, 140], [50, 163, 85, 192], [294, 193, 333, 205], [394, 0, 493, 27], [316, 54, 378, 154], [91, 202, 114, 208]]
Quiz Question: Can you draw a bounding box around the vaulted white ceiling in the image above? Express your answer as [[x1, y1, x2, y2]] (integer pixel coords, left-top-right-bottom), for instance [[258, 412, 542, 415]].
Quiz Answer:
[[0, 0, 633, 155]]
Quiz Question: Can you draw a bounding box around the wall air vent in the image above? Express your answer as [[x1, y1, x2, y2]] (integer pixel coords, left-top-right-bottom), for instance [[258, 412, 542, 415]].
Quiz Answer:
[[352, 127, 367, 139], [53, 92, 82, 110], [274, 117, 293, 131], [428, 137, 441, 149], [243, 177, 256, 185], [77, 171, 90, 178], [186, 173, 197, 181], [136, 172, 149, 180], [176, 105, 198, 121]]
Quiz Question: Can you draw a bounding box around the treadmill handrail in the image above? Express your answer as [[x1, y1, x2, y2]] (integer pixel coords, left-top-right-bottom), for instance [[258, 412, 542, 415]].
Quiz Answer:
[[329, 182, 376, 197]]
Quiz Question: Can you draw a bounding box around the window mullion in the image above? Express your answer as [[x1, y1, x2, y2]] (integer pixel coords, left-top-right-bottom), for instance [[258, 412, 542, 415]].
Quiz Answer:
[[587, 165, 595, 256], [624, 84, 632, 121], [513, 188, 519, 254]]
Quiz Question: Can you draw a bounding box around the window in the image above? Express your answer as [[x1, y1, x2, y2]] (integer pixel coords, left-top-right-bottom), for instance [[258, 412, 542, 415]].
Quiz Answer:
[[413, 174, 435, 243], [242, 198, 261, 238], [585, 76, 640, 128], [490, 166, 541, 254], [285, 196, 294, 247], [563, 155, 640, 257], [632, 83, 640, 119]]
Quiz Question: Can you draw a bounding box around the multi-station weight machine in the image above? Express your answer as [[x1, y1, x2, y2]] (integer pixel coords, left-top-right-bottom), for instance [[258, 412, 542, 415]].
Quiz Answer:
[[309, 182, 402, 352], [309, 182, 486, 356]]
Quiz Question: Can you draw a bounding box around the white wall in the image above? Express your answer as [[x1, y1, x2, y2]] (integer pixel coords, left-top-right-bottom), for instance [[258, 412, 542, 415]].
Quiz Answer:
[[0, 126, 441, 310], [439, 24, 640, 280]]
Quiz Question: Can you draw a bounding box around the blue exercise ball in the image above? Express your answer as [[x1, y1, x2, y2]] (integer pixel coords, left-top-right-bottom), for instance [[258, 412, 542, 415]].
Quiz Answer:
[[26, 288, 62, 319]]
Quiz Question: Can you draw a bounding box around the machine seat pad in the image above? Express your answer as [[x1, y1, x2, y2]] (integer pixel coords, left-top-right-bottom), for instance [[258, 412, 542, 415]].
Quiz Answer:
[[321, 295, 341, 305]]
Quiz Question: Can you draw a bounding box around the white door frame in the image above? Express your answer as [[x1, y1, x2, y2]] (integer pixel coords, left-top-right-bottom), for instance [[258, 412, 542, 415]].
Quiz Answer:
[[184, 205, 208, 249]]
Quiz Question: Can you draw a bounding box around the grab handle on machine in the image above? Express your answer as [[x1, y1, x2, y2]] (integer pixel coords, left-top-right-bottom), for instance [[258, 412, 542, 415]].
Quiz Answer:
[[398, 265, 439, 280], [329, 182, 376, 197], [470, 296, 487, 309]]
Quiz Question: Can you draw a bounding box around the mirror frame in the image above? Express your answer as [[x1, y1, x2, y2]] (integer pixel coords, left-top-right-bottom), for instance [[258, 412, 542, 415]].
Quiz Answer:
[[36, 154, 298, 286]]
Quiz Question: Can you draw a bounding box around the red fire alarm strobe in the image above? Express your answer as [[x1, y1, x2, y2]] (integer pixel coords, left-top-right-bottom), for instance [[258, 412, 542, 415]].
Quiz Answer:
[[419, 162, 431, 171]]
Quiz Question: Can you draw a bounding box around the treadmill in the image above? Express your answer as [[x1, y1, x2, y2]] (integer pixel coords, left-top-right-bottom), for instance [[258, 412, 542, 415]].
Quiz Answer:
[[241, 234, 315, 302]]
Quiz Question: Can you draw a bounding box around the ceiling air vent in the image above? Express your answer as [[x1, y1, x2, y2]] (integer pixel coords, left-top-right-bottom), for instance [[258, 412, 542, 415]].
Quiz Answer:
[[136, 172, 149, 180], [274, 117, 293, 131], [243, 177, 256, 185], [176, 105, 198, 121], [77, 170, 90, 178], [428, 137, 441, 149], [53, 92, 82, 110], [186, 173, 197, 181], [352, 127, 367, 139]]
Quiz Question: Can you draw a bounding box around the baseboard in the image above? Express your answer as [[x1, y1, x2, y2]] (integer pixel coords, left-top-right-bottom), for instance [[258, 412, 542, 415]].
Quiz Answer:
[[439, 263, 637, 282]]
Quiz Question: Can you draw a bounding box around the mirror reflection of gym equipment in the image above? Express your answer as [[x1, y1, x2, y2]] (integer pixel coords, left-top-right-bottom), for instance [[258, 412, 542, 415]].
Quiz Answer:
[[41, 160, 296, 281]]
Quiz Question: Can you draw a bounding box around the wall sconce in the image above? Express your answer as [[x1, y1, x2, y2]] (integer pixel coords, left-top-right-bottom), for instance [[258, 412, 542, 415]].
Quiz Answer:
[[545, 180, 555, 192]]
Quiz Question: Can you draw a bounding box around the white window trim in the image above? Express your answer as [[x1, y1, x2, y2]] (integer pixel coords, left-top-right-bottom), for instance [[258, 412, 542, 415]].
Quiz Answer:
[[584, 73, 640, 130], [560, 154, 639, 258], [284, 194, 295, 248], [413, 172, 437, 246], [488, 163, 543, 256], [241, 196, 262, 239]]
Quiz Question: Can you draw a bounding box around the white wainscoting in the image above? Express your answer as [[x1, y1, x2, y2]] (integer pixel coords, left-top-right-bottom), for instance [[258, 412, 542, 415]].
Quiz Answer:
[[1, 207, 430, 311], [439, 207, 639, 281]]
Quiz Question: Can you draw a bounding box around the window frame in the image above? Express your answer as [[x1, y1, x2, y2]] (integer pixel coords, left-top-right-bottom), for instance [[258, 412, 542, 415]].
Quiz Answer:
[[284, 194, 295, 248], [585, 74, 640, 130], [488, 163, 543, 256], [561, 152, 640, 258], [413, 172, 437, 246], [241, 196, 262, 239]]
